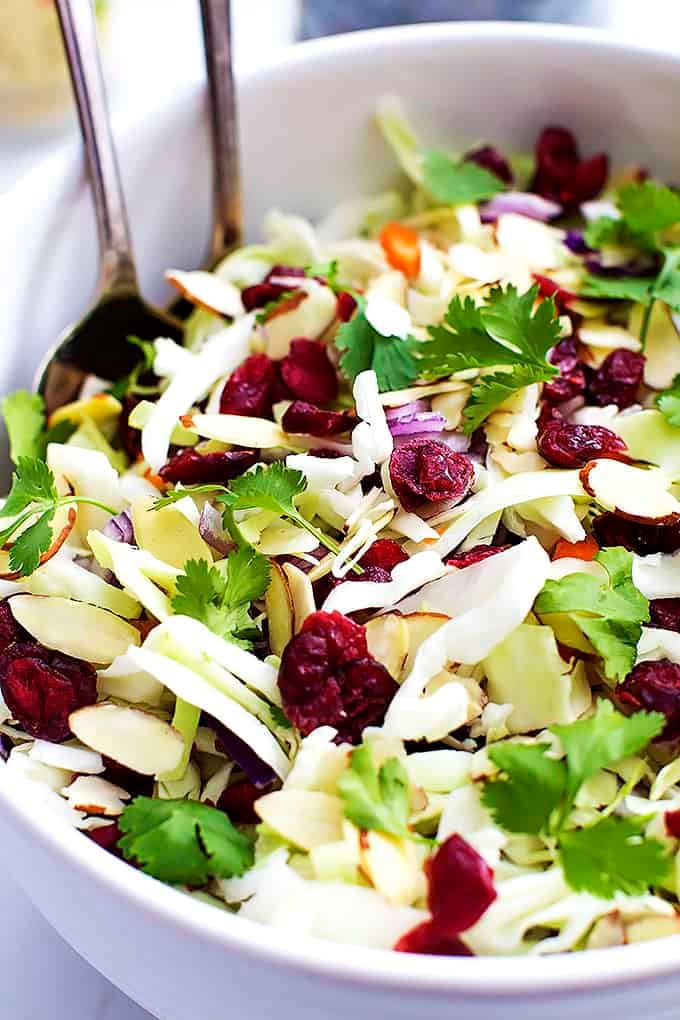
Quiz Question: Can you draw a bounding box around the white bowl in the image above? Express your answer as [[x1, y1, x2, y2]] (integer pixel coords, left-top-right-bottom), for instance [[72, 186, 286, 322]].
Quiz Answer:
[[1, 22, 680, 1020]]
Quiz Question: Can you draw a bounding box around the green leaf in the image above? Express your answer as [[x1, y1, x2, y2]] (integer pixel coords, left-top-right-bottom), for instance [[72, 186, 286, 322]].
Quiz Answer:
[[219, 462, 306, 518], [418, 284, 560, 433], [534, 547, 649, 682], [2, 391, 45, 463], [559, 814, 671, 898], [618, 180, 680, 235], [656, 373, 680, 427], [153, 484, 228, 511], [580, 274, 654, 304], [172, 547, 270, 647], [651, 248, 680, 313], [337, 744, 411, 838], [306, 259, 342, 293], [423, 150, 504, 205], [462, 363, 555, 435], [335, 305, 418, 391], [583, 216, 650, 252], [118, 796, 253, 885], [2, 456, 58, 518], [108, 336, 158, 400], [255, 289, 298, 326], [482, 742, 567, 835], [552, 700, 664, 807], [8, 509, 55, 575]]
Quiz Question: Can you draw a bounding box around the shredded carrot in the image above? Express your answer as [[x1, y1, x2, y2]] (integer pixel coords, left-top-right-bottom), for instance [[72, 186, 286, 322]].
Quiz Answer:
[[552, 535, 599, 562], [144, 467, 168, 491], [379, 221, 421, 279]]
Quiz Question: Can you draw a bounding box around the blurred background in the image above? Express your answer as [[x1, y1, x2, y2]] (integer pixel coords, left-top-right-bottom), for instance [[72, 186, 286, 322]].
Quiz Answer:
[[2, 0, 680, 194]]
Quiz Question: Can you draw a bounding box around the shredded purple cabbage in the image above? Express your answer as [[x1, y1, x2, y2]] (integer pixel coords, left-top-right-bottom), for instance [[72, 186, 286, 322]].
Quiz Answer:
[[480, 191, 562, 223], [102, 510, 135, 544]]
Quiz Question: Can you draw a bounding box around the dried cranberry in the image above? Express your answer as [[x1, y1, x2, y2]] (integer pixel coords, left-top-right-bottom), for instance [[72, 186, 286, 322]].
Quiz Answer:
[[390, 438, 474, 512], [217, 780, 261, 824], [117, 394, 142, 461], [649, 599, 680, 633], [281, 400, 357, 437], [426, 834, 497, 933], [159, 447, 258, 485], [537, 422, 627, 468], [360, 539, 409, 573], [336, 291, 358, 322], [618, 659, 680, 741], [0, 642, 97, 742], [447, 544, 510, 569], [395, 921, 473, 957], [0, 600, 30, 655], [666, 809, 680, 838], [279, 339, 338, 405], [219, 354, 278, 418], [87, 822, 122, 852], [542, 338, 587, 404], [537, 401, 563, 433], [593, 512, 680, 556], [241, 265, 306, 312], [278, 610, 397, 743], [464, 144, 513, 185], [533, 274, 577, 308], [586, 349, 644, 409], [531, 126, 608, 207]]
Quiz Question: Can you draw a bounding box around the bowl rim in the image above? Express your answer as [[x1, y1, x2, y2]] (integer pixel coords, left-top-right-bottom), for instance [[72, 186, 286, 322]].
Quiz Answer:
[[3, 17, 680, 998]]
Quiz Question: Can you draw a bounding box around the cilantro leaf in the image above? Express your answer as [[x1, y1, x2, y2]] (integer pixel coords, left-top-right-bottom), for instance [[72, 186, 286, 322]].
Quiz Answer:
[[534, 547, 649, 682], [462, 363, 556, 435], [418, 284, 560, 434], [118, 796, 253, 885], [583, 216, 650, 252], [559, 814, 671, 899], [0, 457, 117, 578], [423, 150, 504, 205], [306, 259, 343, 293], [335, 303, 418, 391], [218, 462, 342, 558], [153, 484, 228, 511], [552, 700, 664, 807], [651, 248, 680, 313], [172, 547, 270, 648], [656, 373, 680, 427], [580, 274, 654, 305], [618, 180, 680, 236], [482, 743, 567, 835], [1, 390, 75, 464], [337, 744, 411, 838]]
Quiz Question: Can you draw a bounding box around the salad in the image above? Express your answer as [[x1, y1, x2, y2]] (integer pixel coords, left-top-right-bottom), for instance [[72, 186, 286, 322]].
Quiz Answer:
[[4, 98, 680, 958]]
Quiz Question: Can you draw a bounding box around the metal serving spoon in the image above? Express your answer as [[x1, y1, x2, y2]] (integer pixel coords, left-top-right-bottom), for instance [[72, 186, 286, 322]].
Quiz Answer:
[[37, 0, 183, 414]]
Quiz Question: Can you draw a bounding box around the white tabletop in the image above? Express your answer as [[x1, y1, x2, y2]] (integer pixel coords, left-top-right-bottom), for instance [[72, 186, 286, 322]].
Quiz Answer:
[[1, 2, 680, 1017]]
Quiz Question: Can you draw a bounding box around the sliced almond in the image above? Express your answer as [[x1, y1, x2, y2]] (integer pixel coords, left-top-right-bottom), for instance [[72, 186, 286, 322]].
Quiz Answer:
[[402, 612, 450, 676], [131, 497, 213, 570], [264, 562, 294, 657], [69, 703, 184, 776], [185, 413, 291, 450], [282, 562, 316, 634], [580, 459, 680, 524], [166, 269, 243, 318], [29, 740, 104, 775], [264, 285, 337, 359], [61, 775, 130, 816], [254, 789, 344, 851], [10, 595, 140, 665], [625, 915, 680, 943], [365, 613, 410, 679]]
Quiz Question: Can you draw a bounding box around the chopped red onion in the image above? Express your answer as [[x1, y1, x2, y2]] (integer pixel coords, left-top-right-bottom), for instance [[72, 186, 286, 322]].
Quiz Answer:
[[198, 503, 234, 556], [102, 510, 134, 544], [480, 191, 562, 223], [385, 400, 430, 420], [389, 412, 448, 437], [73, 554, 116, 586]]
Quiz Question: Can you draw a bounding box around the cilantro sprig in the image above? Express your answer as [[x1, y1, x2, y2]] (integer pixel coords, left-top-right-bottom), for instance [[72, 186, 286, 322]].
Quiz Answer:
[[2, 390, 75, 464], [335, 297, 419, 392], [154, 462, 344, 558], [423, 150, 505, 206], [534, 547, 649, 682], [580, 182, 680, 337], [417, 284, 561, 433], [172, 546, 270, 648], [118, 796, 253, 884], [338, 744, 412, 839], [0, 457, 118, 576], [482, 701, 669, 898], [656, 373, 680, 427]]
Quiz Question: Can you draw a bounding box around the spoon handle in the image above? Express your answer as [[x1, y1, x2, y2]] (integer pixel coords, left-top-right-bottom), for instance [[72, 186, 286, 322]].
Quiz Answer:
[[200, 0, 243, 261], [55, 0, 138, 295]]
